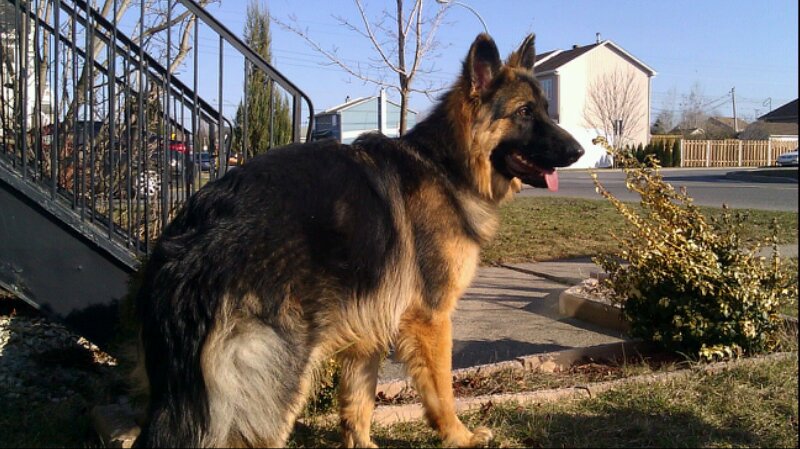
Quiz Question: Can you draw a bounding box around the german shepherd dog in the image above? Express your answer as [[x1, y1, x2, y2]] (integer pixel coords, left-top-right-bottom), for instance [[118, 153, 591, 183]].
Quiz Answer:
[[133, 33, 583, 448]]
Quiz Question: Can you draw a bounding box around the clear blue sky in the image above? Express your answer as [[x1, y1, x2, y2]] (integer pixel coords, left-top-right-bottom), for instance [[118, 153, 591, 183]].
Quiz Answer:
[[195, 0, 798, 125]]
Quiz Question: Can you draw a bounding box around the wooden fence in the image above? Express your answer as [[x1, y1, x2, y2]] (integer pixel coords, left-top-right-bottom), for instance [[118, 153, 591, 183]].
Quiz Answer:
[[680, 139, 797, 167]]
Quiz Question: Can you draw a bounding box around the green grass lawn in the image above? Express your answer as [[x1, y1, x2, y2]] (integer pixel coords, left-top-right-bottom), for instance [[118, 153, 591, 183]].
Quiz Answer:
[[482, 197, 799, 265], [290, 353, 798, 448]]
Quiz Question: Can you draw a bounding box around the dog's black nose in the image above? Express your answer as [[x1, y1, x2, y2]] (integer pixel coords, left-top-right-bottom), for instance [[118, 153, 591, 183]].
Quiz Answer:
[[567, 144, 585, 165]]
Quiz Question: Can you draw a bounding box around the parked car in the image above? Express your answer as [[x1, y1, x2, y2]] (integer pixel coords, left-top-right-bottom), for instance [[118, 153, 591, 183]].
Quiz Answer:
[[195, 152, 212, 171], [776, 149, 798, 167]]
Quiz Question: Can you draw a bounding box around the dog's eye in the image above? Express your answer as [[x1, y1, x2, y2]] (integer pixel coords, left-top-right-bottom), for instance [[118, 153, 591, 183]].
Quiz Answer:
[[516, 106, 532, 118]]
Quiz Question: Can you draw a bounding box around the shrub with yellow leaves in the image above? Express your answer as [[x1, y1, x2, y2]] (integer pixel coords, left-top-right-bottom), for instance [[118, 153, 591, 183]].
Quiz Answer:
[[591, 137, 797, 360]]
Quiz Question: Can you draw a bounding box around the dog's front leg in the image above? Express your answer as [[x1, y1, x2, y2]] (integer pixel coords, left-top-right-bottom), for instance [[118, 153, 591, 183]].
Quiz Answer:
[[396, 309, 493, 448], [337, 351, 382, 448]]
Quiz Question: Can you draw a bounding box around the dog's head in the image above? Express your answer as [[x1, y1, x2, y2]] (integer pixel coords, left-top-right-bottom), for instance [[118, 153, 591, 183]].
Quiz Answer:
[[458, 34, 584, 200]]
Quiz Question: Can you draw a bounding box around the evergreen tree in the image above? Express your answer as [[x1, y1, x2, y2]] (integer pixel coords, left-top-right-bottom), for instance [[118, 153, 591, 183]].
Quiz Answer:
[[651, 118, 666, 135], [672, 139, 682, 167], [234, 0, 292, 159], [655, 140, 665, 165], [663, 141, 674, 167], [636, 143, 645, 163]]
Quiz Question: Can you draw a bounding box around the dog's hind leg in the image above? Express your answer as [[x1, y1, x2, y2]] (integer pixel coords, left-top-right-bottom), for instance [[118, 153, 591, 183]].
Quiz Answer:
[[201, 317, 315, 447], [336, 351, 382, 448], [395, 309, 492, 448]]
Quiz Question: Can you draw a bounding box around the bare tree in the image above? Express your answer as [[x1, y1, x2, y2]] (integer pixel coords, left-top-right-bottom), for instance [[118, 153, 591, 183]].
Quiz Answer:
[[652, 86, 678, 134], [56, 0, 215, 124], [678, 81, 709, 134], [12, 0, 216, 191], [583, 68, 645, 150], [274, 0, 450, 135]]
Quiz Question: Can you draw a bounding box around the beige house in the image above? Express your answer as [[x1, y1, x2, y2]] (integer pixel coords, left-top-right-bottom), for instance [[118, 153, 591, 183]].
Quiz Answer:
[[534, 39, 656, 168]]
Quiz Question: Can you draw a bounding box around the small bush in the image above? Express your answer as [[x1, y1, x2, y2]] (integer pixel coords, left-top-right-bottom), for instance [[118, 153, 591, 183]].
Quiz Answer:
[[590, 137, 797, 360]]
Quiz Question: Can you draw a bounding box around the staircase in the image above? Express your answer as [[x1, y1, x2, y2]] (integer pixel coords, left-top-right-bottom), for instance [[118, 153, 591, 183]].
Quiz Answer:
[[0, 0, 313, 333]]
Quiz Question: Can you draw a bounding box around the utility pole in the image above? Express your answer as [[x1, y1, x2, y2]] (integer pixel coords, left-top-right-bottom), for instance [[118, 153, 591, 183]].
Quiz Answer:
[[730, 87, 738, 133]]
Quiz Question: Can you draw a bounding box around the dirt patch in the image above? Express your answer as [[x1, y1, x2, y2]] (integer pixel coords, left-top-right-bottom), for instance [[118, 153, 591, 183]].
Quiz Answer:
[[376, 350, 688, 406]]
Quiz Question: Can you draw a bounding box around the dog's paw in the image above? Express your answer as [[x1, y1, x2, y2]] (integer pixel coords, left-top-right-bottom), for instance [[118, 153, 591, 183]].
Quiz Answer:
[[443, 426, 493, 448], [467, 427, 493, 447], [342, 435, 378, 448]]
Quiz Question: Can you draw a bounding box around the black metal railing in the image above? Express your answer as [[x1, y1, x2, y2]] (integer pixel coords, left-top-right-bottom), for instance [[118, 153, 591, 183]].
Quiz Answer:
[[0, 0, 313, 260]]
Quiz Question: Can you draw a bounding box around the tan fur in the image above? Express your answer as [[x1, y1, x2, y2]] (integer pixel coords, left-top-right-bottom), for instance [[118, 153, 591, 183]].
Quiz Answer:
[[395, 309, 492, 447], [336, 351, 382, 448]]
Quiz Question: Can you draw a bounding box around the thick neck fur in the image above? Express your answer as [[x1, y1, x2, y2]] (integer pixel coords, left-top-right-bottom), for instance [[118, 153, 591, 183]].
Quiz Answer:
[[402, 81, 483, 195], [401, 78, 516, 206], [400, 80, 506, 244]]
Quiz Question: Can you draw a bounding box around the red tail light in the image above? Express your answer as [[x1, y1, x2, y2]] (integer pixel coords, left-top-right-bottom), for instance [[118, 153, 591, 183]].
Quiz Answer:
[[169, 142, 187, 153]]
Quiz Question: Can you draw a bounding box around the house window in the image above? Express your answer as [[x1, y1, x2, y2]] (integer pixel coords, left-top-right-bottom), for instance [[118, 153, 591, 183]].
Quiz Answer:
[[540, 78, 553, 102], [538, 78, 557, 121]]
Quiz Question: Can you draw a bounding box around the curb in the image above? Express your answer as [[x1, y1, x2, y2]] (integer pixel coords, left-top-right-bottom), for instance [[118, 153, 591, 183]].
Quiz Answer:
[[374, 340, 649, 400], [724, 170, 798, 184], [326, 351, 798, 427], [559, 283, 629, 333]]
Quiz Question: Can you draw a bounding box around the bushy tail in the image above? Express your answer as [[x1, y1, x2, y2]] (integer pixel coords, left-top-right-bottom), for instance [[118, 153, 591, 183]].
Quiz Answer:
[[131, 256, 218, 447]]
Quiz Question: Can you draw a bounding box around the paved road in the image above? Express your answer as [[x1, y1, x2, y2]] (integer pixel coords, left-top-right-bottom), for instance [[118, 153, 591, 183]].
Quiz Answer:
[[519, 167, 798, 212]]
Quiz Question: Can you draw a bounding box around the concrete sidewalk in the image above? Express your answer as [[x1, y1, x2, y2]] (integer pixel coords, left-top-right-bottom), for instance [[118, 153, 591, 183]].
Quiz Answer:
[[378, 244, 798, 381], [378, 259, 624, 381]]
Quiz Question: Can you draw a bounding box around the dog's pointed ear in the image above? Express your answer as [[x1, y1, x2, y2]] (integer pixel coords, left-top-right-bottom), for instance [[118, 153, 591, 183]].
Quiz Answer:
[[508, 34, 536, 72], [464, 33, 501, 96]]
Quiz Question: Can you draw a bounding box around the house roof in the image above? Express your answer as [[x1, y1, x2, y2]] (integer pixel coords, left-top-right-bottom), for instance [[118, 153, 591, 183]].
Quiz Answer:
[[758, 121, 798, 136], [534, 40, 657, 76], [321, 97, 373, 114], [320, 96, 417, 115], [533, 49, 560, 66], [758, 99, 798, 123], [534, 44, 600, 73], [669, 126, 705, 136], [708, 116, 749, 131]]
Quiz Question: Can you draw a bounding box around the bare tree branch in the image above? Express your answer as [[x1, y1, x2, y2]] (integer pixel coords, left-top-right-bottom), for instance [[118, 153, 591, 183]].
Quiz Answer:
[[274, 0, 450, 134], [354, 0, 404, 75]]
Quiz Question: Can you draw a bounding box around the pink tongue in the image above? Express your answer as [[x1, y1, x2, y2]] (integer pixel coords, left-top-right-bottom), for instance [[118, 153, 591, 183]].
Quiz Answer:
[[545, 170, 558, 192]]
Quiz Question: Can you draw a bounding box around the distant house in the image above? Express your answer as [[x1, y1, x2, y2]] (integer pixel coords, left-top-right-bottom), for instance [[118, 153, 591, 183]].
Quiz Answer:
[[312, 92, 417, 144], [758, 99, 798, 124], [534, 39, 656, 168], [671, 117, 748, 139], [739, 121, 798, 142], [706, 116, 749, 137], [669, 126, 706, 138], [739, 99, 798, 142]]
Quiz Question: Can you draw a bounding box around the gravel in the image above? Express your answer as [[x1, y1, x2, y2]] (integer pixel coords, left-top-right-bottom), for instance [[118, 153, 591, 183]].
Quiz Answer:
[[0, 300, 118, 405]]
